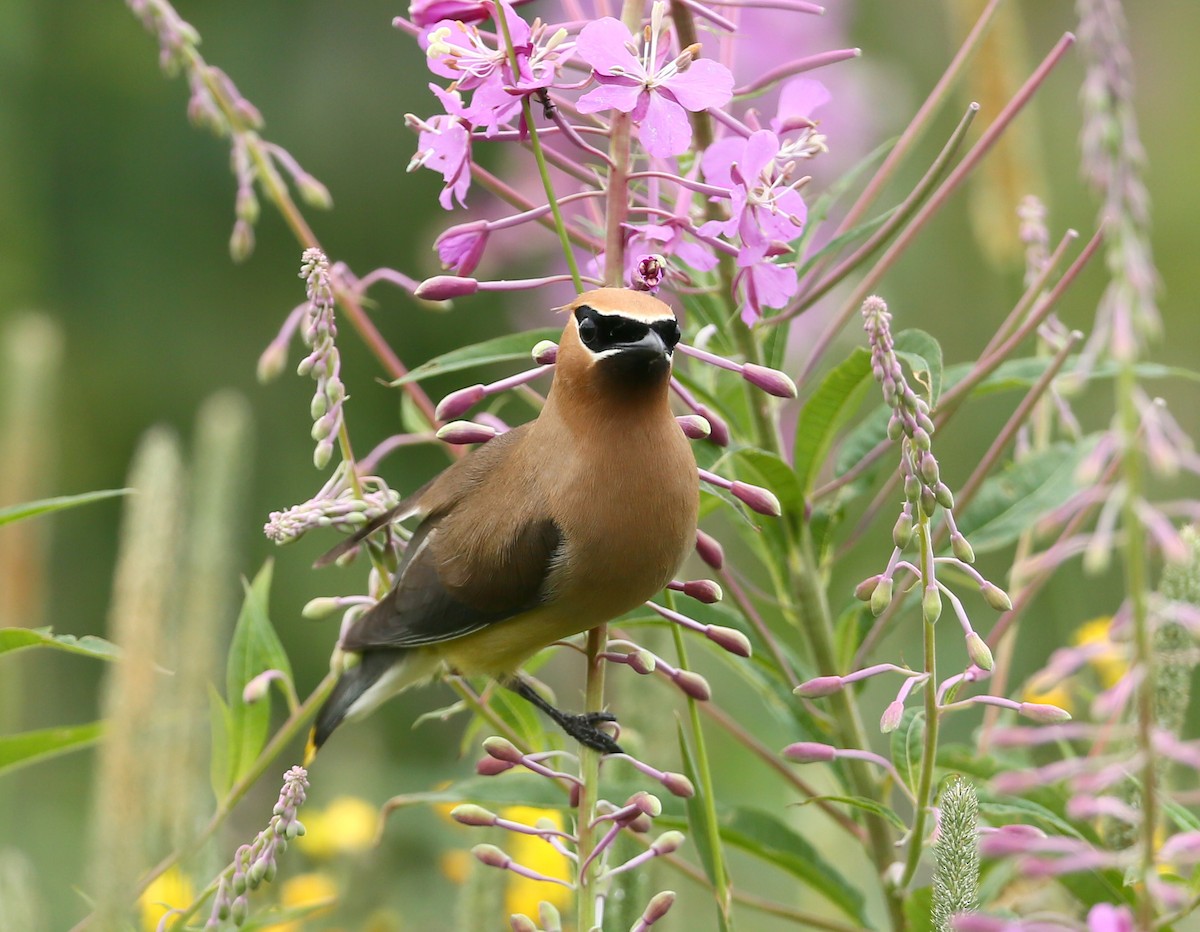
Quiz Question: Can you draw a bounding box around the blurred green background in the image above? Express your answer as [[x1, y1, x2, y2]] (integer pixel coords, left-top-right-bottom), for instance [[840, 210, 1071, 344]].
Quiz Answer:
[[2, 0, 1198, 928]]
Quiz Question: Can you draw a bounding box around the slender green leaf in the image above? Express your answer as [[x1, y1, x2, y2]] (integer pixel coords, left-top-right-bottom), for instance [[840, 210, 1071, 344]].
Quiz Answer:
[[796, 794, 907, 831], [891, 708, 925, 794], [794, 347, 873, 496], [955, 439, 1097, 554], [903, 887, 935, 932], [225, 561, 291, 788], [240, 899, 338, 931], [208, 685, 234, 799], [0, 627, 121, 662], [0, 721, 104, 777], [675, 721, 717, 886], [0, 489, 131, 527], [895, 329, 943, 406], [712, 807, 867, 924], [391, 328, 561, 385]]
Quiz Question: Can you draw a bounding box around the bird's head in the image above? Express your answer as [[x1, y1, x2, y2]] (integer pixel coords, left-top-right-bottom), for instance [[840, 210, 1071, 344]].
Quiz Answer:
[[556, 288, 681, 396]]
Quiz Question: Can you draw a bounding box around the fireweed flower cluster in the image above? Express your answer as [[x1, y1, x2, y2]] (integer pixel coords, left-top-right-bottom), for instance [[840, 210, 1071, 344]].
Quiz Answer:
[[205, 767, 309, 930], [396, 0, 852, 317]]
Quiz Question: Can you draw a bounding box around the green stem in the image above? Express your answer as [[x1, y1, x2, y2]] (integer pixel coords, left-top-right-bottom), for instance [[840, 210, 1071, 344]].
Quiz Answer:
[[575, 626, 608, 932], [671, 612, 734, 928]]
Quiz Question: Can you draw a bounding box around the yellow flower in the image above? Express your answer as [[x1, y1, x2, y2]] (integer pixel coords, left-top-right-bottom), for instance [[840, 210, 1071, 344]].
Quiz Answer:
[[499, 806, 573, 920], [1073, 616, 1127, 688], [137, 866, 194, 931], [297, 795, 379, 860], [263, 871, 338, 931], [440, 849, 472, 885]]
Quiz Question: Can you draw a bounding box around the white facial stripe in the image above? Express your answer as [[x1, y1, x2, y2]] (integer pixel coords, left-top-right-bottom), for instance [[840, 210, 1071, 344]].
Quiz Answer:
[[587, 346, 674, 360]]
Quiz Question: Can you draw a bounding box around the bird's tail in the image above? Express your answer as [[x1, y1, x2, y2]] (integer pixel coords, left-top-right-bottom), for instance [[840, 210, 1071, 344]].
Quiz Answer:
[[305, 648, 431, 765]]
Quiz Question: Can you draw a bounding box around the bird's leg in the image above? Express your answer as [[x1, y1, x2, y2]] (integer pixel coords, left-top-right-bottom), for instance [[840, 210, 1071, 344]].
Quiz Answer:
[[508, 677, 623, 754]]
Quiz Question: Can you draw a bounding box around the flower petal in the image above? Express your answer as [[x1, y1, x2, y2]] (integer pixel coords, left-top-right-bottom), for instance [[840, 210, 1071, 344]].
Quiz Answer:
[[665, 58, 734, 112], [576, 17, 643, 78], [577, 78, 644, 115], [637, 90, 693, 158]]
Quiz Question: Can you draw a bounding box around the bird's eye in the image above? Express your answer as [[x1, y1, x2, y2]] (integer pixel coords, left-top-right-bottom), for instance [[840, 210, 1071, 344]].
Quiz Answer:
[[577, 316, 598, 344]]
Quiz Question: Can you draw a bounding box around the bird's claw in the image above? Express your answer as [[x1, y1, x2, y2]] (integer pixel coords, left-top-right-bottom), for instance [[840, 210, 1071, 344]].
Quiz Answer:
[[560, 712, 623, 754]]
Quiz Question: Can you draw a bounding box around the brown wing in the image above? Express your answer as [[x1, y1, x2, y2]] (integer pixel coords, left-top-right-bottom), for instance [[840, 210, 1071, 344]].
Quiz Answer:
[[337, 425, 563, 651]]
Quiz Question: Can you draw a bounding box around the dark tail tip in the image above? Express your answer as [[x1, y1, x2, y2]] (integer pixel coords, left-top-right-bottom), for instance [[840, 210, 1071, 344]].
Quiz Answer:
[[309, 650, 398, 757]]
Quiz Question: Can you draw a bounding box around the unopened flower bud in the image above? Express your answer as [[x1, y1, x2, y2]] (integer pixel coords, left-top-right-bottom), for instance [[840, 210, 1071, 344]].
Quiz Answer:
[[231, 895, 248, 925], [437, 420, 498, 444], [965, 632, 994, 671], [627, 648, 656, 675], [510, 914, 538, 932], [482, 735, 524, 763], [696, 404, 729, 446], [415, 274, 479, 300], [731, 481, 782, 517], [639, 890, 677, 924], [871, 576, 894, 616], [451, 803, 499, 826], [676, 414, 712, 439], [230, 218, 255, 263], [742, 363, 798, 399], [919, 452, 940, 485], [531, 340, 558, 364], [681, 579, 722, 603], [472, 843, 510, 868], [298, 174, 333, 210], [303, 597, 343, 619], [660, 772, 695, 797], [904, 474, 921, 503], [887, 414, 904, 441], [477, 757, 516, 776], [922, 585, 942, 623], [880, 701, 905, 733], [893, 512, 913, 549], [783, 742, 837, 763], [705, 625, 751, 657], [257, 342, 288, 384], [950, 531, 975, 564], [435, 384, 486, 421], [651, 831, 685, 855], [911, 427, 931, 451], [1018, 702, 1072, 723], [934, 483, 955, 510], [855, 574, 883, 601], [794, 676, 844, 698], [237, 190, 259, 226], [675, 670, 712, 701], [695, 528, 725, 569], [979, 582, 1013, 612], [632, 791, 663, 817], [919, 485, 938, 518]]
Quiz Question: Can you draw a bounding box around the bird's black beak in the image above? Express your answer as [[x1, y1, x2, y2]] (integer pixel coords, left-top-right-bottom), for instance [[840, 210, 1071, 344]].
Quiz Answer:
[[605, 328, 671, 379]]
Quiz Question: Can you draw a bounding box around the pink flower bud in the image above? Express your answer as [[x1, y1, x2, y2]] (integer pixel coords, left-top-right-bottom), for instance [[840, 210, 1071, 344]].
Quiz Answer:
[[242, 669, 285, 704], [435, 384, 486, 421], [436, 420, 497, 444], [257, 342, 288, 384], [741, 363, 798, 399], [471, 843, 510, 868], [627, 649, 656, 675], [415, 275, 479, 300], [434, 220, 489, 276], [731, 480, 782, 517], [476, 757, 515, 776], [782, 742, 837, 763], [892, 511, 914, 549], [695, 529, 725, 569], [855, 574, 883, 601], [950, 531, 975, 564], [965, 632, 994, 671], [631, 791, 663, 817], [979, 582, 1013, 612], [531, 340, 558, 365], [879, 701, 904, 733], [705, 625, 751, 657], [680, 579, 722, 603], [651, 831, 685, 855], [451, 804, 497, 827], [696, 404, 730, 446], [660, 771, 695, 797], [639, 890, 676, 924], [674, 670, 712, 701], [482, 735, 524, 763], [793, 675, 844, 698], [510, 914, 539, 932], [870, 576, 894, 616], [676, 414, 712, 439], [1018, 702, 1072, 724]]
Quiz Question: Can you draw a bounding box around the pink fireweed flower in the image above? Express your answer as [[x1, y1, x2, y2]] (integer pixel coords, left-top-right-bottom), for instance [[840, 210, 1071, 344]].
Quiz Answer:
[[701, 130, 809, 251], [576, 2, 733, 159], [406, 101, 472, 208], [435, 219, 489, 274], [423, 4, 572, 135], [408, 0, 535, 28]]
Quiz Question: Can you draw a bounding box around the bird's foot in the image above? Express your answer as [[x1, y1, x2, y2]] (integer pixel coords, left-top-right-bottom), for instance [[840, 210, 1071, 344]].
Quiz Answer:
[[557, 711, 623, 755]]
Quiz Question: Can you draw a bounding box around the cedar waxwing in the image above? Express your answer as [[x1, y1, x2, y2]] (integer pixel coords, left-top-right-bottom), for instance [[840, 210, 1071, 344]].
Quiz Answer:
[[307, 287, 699, 761]]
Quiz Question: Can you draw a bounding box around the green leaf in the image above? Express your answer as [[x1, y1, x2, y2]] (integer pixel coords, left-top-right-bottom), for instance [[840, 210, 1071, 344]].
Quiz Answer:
[[975, 794, 1087, 841], [834, 602, 872, 672], [733, 447, 802, 517], [0, 489, 130, 527], [903, 886, 935, 932], [390, 328, 561, 385], [0, 627, 121, 663], [224, 561, 291, 789], [208, 684, 234, 799], [675, 721, 718, 887], [796, 794, 907, 832], [711, 807, 868, 924], [0, 722, 104, 777], [891, 708, 925, 794], [894, 329, 943, 407], [794, 347, 873, 496], [955, 439, 1098, 554]]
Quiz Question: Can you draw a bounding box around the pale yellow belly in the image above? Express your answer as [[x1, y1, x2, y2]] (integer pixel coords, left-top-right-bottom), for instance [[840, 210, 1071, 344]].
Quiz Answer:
[[430, 604, 603, 677]]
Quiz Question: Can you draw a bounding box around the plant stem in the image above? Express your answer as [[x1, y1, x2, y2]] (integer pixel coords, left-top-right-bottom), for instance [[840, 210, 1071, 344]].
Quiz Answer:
[[575, 626, 608, 932], [671, 616, 734, 928]]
